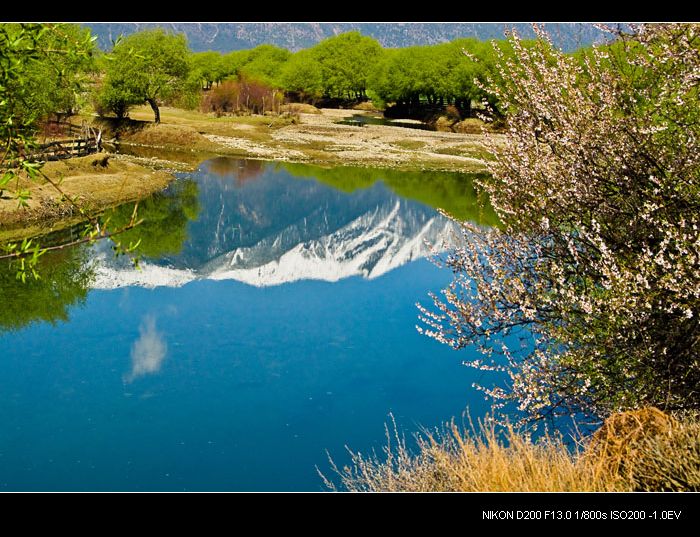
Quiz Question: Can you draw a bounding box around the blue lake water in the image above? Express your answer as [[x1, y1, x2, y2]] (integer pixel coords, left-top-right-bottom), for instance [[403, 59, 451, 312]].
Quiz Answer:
[[0, 158, 496, 491]]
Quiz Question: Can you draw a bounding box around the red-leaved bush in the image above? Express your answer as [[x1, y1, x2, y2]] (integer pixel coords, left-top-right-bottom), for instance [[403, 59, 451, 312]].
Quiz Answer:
[[200, 77, 282, 116]]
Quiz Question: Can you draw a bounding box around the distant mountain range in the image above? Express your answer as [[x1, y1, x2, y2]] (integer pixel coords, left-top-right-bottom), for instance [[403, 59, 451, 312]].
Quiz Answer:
[[85, 23, 613, 53]]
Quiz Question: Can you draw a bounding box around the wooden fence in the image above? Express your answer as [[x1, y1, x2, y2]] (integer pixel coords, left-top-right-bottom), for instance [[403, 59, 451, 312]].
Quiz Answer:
[[28, 120, 103, 162], [33, 136, 100, 161], [0, 124, 102, 171]]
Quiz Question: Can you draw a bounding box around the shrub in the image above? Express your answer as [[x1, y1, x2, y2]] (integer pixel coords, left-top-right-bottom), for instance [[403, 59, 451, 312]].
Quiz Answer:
[[200, 77, 282, 116], [632, 420, 700, 491], [323, 414, 621, 492], [324, 408, 699, 491], [201, 80, 240, 116], [444, 104, 461, 121], [93, 82, 136, 119]]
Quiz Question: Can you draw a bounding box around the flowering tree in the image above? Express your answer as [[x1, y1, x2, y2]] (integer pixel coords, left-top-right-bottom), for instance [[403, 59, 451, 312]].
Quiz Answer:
[[418, 24, 700, 424]]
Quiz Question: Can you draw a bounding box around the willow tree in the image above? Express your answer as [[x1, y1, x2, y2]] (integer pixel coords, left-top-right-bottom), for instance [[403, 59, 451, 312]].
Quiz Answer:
[[190, 51, 225, 90], [419, 24, 700, 424], [102, 29, 191, 123], [367, 39, 500, 114], [0, 24, 96, 272], [313, 31, 383, 100], [0, 24, 95, 138], [278, 49, 323, 101], [0, 24, 143, 278]]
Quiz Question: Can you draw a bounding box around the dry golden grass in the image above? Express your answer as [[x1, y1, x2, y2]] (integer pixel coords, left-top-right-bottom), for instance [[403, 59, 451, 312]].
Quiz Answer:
[[453, 118, 493, 134], [125, 124, 213, 151], [118, 106, 299, 151], [324, 408, 700, 492], [281, 103, 322, 115], [352, 101, 380, 112], [631, 420, 700, 490], [587, 407, 677, 478], [588, 408, 700, 491]]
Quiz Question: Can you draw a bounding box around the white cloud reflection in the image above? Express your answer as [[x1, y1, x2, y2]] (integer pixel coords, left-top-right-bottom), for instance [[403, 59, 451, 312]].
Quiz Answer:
[[125, 315, 167, 382]]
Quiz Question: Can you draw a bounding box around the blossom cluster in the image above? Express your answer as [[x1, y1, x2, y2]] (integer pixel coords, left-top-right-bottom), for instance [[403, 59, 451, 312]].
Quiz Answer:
[[419, 24, 700, 423]]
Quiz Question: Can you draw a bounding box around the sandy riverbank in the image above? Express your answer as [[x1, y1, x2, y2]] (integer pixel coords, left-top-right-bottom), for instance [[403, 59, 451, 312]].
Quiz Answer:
[[0, 153, 173, 242]]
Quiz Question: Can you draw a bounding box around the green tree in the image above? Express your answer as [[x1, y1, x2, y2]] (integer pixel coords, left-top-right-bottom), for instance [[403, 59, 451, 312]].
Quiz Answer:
[[0, 23, 96, 122], [368, 46, 429, 107], [366, 38, 518, 116], [218, 45, 289, 88], [313, 31, 383, 99], [447, 39, 491, 115], [238, 44, 290, 87], [220, 49, 250, 80], [191, 50, 225, 90], [279, 49, 323, 101], [0, 24, 99, 275], [93, 75, 139, 119], [101, 29, 191, 123], [366, 48, 398, 107], [0, 24, 95, 130]]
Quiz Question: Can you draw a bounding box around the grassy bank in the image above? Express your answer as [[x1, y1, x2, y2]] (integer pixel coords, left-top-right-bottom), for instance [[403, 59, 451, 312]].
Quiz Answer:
[[0, 152, 173, 242], [90, 105, 496, 173], [324, 408, 700, 492]]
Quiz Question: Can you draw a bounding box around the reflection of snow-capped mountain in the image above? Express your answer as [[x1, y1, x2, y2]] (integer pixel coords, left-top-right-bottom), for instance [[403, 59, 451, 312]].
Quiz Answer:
[[92, 199, 457, 289], [208, 200, 456, 286], [93, 260, 196, 289]]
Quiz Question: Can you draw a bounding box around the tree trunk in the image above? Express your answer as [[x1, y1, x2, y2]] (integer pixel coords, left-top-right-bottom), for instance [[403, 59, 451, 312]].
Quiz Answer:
[[147, 98, 160, 124]]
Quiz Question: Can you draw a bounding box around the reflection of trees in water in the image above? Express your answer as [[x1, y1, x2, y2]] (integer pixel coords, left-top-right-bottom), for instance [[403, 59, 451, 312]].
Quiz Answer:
[[205, 157, 266, 185], [104, 179, 201, 258], [277, 162, 499, 226], [0, 244, 94, 332], [0, 179, 201, 332]]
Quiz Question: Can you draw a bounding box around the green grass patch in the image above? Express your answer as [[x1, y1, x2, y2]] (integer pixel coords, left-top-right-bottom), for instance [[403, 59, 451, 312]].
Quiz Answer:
[[393, 140, 427, 150]]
